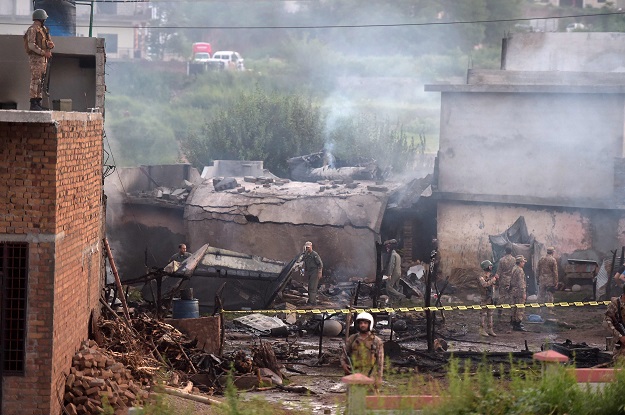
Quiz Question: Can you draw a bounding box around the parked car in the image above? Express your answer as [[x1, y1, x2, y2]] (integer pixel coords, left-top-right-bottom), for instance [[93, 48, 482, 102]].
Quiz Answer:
[[210, 51, 245, 71]]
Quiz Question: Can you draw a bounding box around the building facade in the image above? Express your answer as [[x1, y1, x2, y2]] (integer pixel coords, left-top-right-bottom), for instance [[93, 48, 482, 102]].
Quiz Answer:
[[426, 32, 625, 279]]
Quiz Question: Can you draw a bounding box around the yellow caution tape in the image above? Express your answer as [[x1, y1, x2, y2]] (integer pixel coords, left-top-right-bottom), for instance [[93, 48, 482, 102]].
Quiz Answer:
[[222, 300, 612, 315]]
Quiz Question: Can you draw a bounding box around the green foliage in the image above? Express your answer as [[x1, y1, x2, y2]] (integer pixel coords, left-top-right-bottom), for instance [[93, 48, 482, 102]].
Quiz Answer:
[[181, 87, 325, 177], [423, 358, 625, 415]]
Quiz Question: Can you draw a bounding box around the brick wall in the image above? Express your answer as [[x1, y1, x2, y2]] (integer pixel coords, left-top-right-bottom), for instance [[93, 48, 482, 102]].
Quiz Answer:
[[0, 111, 104, 415]]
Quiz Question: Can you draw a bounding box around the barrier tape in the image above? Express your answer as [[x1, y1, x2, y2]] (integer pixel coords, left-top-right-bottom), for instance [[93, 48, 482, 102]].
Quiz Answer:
[[221, 300, 612, 315]]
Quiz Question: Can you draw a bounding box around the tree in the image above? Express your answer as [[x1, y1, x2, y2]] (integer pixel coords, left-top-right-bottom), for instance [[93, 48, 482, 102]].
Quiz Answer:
[[181, 88, 325, 177]]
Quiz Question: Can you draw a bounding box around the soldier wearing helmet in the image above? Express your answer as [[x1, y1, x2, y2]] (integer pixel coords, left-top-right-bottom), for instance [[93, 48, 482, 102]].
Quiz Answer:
[[477, 260, 499, 337], [24, 9, 54, 111], [340, 312, 384, 387]]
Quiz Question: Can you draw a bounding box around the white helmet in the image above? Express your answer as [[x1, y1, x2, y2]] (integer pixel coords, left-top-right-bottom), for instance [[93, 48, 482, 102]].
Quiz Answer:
[[355, 312, 374, 329]]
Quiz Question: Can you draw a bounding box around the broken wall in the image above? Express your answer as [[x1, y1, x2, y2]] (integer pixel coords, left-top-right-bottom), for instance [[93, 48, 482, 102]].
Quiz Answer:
[[185, 182, 391, 278], [437, 200, 625, 279]]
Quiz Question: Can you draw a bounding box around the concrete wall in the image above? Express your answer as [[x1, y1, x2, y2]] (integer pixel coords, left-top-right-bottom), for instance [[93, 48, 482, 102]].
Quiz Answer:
[[0, 35, 105, 111], [437, 91, 624, 203], [503, 33, 625, 72], [0, 111, 104, 415], [437, 200, 625, 278]]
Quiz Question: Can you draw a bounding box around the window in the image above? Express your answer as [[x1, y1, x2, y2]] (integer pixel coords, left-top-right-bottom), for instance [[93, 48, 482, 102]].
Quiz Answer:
[[100, 34, 119, 54], [1, 242, 28, 374]]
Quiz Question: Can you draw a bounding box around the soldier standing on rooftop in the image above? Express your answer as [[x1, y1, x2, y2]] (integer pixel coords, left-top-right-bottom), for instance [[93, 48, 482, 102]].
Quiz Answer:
[[25, 9, 54, 111]]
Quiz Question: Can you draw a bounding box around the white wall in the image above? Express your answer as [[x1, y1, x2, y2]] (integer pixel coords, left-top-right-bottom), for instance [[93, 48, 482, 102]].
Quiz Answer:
[[437, 91, 625, 202]]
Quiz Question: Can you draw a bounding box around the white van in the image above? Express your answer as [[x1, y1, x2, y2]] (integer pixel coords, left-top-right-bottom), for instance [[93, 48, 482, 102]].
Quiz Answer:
[[210, 51, 245, 71]]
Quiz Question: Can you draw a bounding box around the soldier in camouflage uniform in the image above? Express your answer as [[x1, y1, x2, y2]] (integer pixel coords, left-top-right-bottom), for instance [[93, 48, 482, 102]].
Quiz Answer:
[[25, 9, 54, 111], [383, 239, 406, 303], [510, 255, 527, 331], [302, 241, 323, 305], [537, 247, 558, 313], [604, 284, 625, 361], [477, 260, 499, 337], [496, 246, 516, 319], [340, 312, 384, 388]]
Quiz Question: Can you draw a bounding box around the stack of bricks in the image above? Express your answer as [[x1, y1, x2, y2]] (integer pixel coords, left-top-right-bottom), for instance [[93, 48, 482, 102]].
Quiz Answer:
[[63, 340, 148, 415]]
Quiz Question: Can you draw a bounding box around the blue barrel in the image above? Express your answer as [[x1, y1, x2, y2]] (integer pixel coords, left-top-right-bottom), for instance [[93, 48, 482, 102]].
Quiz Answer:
[[172, 298, 199, 319], [34, 0, 76, 37]]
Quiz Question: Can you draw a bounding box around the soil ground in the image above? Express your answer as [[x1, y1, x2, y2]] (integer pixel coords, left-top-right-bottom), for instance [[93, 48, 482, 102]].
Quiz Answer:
[[160, 287, 614, 414]]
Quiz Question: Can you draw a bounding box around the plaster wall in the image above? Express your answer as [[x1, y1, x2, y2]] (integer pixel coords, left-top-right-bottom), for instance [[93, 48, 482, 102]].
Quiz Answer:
[[0, 35, 105, 111], [437, 91, 624, 201], [186, 219, 377, 279], [437, 201, 625, 278], [503, 32, 625, 72]]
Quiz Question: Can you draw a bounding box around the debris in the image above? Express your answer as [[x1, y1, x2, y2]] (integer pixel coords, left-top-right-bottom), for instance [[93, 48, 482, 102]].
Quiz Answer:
[[366, 185, 388, 192], [214, 177, 239, 191], [161, 385, 222, 406], [234, 313, 288, 334], [63, 340, 149, 415]]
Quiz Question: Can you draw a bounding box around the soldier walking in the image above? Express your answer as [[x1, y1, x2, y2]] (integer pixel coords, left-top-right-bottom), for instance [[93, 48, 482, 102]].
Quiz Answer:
[[25, 9, 54, 111], [537, 247, 558, 314], [383, 239, 406, 304], [510, 255, 528, 331]]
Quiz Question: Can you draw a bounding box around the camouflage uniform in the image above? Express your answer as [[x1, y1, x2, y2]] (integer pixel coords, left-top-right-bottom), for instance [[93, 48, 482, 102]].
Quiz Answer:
[[341, 332, 385, 383], [604, 296, 625, 361], [169, 252, 191, 263], [537, 253, 558, 304], [510, 264, 527, 324], [385, 249, 405, 301], [478, 270, 497, 332], [25, 21, 52, 99], [302, 249, 323, 305], [497, 254, 516, 306]]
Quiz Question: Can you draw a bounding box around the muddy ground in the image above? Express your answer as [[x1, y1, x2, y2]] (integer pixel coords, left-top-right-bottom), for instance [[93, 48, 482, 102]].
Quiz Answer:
[[162, 287, 614, 414]]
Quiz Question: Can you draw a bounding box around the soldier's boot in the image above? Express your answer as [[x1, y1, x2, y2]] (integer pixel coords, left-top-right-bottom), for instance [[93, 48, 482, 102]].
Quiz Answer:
[[479, 315, 489, 337], [487, 316, 497, 337], [30, 98, 44, 111]]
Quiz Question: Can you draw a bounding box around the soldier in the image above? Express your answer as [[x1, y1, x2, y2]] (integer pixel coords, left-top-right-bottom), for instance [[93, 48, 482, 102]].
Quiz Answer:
[[340, 312, 384, 388], [429, 238, 441, 280], [496, 246, 516, 319], [604, 284, 625, 361], [510, 255, 528, 331], [24, 9, 54, 111], [169, 243, 191, 263], [537, 247, 558, 314], [477, 260, 499, 337], [302, 241, 323, 306], [383, 239, 406, 303]]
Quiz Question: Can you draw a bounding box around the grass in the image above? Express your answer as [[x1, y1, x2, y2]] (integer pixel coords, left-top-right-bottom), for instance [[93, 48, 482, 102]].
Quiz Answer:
[[419, 358, 625, 415]]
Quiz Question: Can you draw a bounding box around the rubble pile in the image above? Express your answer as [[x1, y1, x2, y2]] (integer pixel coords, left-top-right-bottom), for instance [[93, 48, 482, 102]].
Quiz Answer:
[[97, 314, 203, 378], [133, 180, 194, 204], [63, 340, 148, 415]]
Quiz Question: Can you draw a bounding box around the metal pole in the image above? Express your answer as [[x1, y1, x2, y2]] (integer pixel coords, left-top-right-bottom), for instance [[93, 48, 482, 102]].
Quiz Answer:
[[89, 0, 94, 37]]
